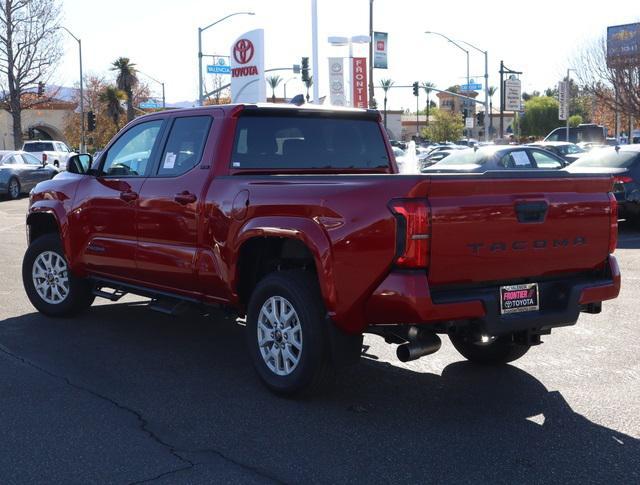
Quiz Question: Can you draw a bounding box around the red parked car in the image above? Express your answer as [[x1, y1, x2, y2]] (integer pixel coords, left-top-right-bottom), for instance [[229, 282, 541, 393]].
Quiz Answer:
[[23, 104, 620, 395]]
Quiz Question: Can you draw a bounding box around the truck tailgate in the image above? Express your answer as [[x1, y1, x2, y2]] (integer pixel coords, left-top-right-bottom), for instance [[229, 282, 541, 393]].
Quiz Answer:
[[427, 174, 614, 286]]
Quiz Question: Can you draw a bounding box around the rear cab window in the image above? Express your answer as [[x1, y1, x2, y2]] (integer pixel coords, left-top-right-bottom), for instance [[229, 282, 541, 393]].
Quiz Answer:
[[231, 112, 390, 171], [24, 142, 54, 152]]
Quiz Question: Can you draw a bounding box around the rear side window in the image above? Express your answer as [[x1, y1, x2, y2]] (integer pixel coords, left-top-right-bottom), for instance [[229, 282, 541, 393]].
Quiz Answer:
[[231, 115, 390, 169], [24, 142, 54, 152], [571, 149, 639, 168], [156, 116, 212, 177], [499, 150, 533, 169]]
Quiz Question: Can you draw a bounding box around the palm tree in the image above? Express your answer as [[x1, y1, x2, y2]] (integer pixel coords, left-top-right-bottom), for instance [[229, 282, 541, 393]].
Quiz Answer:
[[379, 79, 394, 129], [99, 86, 126, 130], [303, 76, 313, 103], [111, 57, 138, 123], [422, 82, 435, 126], [267, 75, 283, 103], [488, 86, 498, 138]]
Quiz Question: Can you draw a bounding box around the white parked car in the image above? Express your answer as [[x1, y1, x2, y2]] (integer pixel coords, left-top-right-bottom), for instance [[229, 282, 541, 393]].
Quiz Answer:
[[21, 140, 77, 170]]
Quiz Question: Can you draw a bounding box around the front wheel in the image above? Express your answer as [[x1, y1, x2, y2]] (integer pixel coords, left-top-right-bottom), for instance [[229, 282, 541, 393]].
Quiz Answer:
[[22, 234, 94, 317], [7, 177, 20, 199], [449, 334, 531, 364], [246, 270, 335, 396]]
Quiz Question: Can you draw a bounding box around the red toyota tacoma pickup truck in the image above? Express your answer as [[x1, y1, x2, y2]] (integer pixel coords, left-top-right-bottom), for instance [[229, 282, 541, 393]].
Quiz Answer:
[[22, 104, 621, 395]]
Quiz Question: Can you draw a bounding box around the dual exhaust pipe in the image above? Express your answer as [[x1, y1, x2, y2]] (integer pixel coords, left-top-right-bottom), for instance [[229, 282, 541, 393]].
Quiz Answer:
[[396, 331, 442, 362]]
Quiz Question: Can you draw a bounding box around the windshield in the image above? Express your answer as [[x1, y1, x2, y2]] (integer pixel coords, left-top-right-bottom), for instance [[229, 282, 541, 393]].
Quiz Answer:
[[570, 149, 639, 168], [558, 145, 585, 155], [433, 149, 489, 166], [23, 142, 54, 152], [232, 115, 390, 170]]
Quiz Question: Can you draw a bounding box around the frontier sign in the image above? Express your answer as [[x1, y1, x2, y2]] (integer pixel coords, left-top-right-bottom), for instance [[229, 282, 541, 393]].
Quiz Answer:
[[352, 57, 368, 108], [230, 29, 266, 103]]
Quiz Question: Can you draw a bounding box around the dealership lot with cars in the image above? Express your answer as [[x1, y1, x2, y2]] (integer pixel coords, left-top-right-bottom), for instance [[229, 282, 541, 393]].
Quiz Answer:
[[0, 193, 638, 483]]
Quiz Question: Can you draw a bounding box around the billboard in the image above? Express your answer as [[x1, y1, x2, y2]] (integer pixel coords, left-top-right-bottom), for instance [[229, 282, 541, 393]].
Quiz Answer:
[[230, 29, 266, 103], [373, 32, 388, 69], [328, 57, 346, 106], [352, 57, 368, 108], [607, 23, 640, 67]]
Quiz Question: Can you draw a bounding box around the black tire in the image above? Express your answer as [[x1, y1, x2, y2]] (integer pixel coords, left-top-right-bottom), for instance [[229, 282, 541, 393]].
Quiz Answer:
[[246, 270, 335, 396], [7, 177, 20, 200], [449, 334, 531, 364], [22, 233, 94, 317]]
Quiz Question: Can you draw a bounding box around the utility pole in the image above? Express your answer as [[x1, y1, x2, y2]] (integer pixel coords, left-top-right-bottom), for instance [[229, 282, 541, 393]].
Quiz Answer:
[[368, 0, 374, 107], [311, 0, 320, 103]]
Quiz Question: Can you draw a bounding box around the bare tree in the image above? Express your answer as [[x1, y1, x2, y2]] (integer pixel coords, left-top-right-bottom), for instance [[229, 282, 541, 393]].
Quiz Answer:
[[0, 0, 62, 148], [573, 36, 640, 122]]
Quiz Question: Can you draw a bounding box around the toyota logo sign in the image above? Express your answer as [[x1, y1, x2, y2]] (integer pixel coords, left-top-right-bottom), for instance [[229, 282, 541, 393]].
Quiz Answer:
[[233, 39, 255, 65]]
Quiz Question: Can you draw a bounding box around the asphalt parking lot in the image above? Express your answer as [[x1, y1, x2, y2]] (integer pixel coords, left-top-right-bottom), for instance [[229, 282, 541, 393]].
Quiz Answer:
[[0, 196, 638, 484]]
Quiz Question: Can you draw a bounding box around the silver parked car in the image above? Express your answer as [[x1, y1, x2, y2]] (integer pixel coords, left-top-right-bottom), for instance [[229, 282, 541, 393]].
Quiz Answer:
[[0, 151, 59, 200]]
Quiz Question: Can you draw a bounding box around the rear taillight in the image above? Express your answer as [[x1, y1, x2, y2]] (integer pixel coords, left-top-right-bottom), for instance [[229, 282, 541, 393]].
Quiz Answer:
[[613, 175, 632, 184], [389, 199, 430, 268], [608, 192, 618, 254]]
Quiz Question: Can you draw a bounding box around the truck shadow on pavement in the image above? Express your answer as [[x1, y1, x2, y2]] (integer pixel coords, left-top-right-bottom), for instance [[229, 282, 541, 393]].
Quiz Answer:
[[0, 302, 638, 484], [617, 220, 640, 249]]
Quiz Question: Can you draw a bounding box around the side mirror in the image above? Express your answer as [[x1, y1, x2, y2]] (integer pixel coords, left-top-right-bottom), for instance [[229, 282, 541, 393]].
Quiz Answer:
[[67, 153, 93, 174]]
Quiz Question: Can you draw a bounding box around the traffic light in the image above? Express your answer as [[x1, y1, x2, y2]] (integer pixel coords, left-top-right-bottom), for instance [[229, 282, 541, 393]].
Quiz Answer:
[[87, 111, 96, 132], [301, 57, 310, 84], [476, 111, 484, 126], [37, 82, 44, 97], [412, 82, 419, 97]]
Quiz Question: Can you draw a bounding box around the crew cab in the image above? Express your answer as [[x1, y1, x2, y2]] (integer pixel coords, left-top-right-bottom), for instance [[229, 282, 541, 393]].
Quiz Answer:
[[23, 104, 621, 396], [22, 140, 76, 169]]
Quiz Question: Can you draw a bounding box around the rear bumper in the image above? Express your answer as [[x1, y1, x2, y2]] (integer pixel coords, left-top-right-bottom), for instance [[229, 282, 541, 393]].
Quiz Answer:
[[364, 256, 620, 335]]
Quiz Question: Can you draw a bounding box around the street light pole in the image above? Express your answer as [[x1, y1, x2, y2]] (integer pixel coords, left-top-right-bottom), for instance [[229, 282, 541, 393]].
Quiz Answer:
[[137, 70, 166, 108], [198, 11, 255, 106], [61, 27, 84, 152], [283, 76, 297, 100], [425, 31, 469, 139], [456, 39, 489, 142], [311, 0, 320, 103]]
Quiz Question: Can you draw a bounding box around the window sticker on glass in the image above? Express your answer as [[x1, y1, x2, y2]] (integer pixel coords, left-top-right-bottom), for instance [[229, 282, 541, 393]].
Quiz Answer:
[[163, 152, 176, 169], [233, 161, 241, 167], [512, 151, 530, 167]]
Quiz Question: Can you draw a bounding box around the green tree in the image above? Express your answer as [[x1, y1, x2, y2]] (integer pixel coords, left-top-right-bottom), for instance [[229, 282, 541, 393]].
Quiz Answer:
[[267, 75, 282, 103], [422, 82, 435, 126], [301, 57, 312, 102], [422, 109, 463, 142], [99, 86, 126, 131], [379, 78, 394, 128], [111, 57, 138, 123], [519, 96, 563, 137], [568, 114, 583, 127]]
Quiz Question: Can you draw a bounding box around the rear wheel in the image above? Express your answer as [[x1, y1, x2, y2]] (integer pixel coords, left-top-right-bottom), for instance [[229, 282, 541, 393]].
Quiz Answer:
[[22, 234, 94, 317], [449, 334, 530, 364], [246, 270, 335, 396], [7, 177, 20, 199]]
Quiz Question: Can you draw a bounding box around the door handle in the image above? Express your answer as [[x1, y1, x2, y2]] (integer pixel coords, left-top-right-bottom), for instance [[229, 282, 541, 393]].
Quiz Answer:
[[515, 201, 548, 223], [174, 191, 197, 205], [119, 191, 138, 202]]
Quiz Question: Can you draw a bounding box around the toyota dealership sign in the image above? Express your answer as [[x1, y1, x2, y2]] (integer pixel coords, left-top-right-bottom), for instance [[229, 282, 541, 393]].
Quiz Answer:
[[230, 29, 266, 103]]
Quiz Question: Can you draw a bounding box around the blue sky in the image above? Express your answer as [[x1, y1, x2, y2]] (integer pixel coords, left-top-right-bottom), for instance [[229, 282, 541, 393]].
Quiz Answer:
[[54, 0, 638, 109]]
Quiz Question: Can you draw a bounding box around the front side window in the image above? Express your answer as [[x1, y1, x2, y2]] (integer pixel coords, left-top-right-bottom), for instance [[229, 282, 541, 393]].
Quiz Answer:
[[101, 120, 163, 177], [232, 115, 390, 170], [156, 116, 211, 177], [530, 150, 563, 169]]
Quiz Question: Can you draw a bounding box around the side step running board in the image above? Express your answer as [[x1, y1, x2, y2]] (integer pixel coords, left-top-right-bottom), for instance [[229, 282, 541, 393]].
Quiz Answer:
[[149, 299, 191, 316], [93, 288, 127, 301]]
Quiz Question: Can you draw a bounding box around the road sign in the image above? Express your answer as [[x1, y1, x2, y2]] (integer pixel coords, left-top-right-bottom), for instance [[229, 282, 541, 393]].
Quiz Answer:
[[139, 100, 161, 109], [208, 57, 231, 75], [465, 117, 474, 129], [558, 81, 568, 120], [504, 78, 522, 111], [461, 83, 482, 91]]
